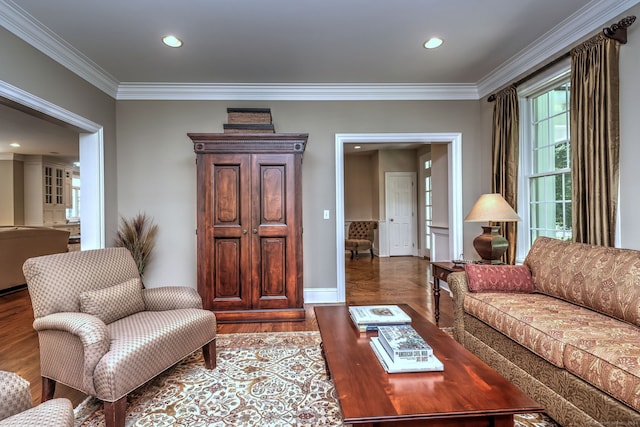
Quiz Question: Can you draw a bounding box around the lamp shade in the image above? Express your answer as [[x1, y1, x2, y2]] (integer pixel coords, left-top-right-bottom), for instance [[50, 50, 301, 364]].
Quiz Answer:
[[464, 193, 521, 223]]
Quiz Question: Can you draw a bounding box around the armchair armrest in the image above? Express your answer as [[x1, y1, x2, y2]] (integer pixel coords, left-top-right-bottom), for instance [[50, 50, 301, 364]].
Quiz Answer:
[[142, 286, 203, 311], [0, 371, 32, 420], [33, 313, 110, 395], [447, 271, 470, 344]]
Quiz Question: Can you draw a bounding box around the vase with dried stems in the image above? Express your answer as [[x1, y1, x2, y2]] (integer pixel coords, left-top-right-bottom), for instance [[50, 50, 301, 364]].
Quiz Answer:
[[114, 213, 158, 280]]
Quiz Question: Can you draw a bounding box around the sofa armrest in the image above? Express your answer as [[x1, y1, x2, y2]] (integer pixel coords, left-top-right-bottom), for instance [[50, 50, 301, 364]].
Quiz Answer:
[[0, 371, 32, 420], [142, 286, 203, 311], [33, 313, 110, 395], [447, 271, 469, 344]]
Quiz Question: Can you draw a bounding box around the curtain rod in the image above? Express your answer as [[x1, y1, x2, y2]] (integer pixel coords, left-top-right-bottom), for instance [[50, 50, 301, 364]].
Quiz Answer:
[[487, 15, 636, 102]]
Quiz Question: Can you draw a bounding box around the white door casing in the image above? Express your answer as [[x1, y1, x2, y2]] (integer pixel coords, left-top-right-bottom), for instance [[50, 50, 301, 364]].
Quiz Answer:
[[0, 81, 105, 249], [329, 132, 463, 304]]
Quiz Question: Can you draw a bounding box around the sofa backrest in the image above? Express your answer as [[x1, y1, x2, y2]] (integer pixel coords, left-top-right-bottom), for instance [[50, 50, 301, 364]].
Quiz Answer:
[[0, 227, 70, 291], [23, 247, 140, 318], [524, 237, 640, 327]]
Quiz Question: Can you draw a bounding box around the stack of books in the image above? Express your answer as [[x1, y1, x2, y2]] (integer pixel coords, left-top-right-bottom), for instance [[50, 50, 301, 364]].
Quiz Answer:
[[348, 305, 411, 333], [224, 107, 275, 133], [370, 324, 444, 373]]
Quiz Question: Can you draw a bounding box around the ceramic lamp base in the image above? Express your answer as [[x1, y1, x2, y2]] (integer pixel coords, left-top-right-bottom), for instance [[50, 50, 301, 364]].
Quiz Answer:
[[473, 225, 508, 264]]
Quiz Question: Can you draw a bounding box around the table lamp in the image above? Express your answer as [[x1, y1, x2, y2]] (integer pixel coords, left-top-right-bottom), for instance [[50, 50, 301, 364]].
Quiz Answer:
[[464, 193, 521, 264]]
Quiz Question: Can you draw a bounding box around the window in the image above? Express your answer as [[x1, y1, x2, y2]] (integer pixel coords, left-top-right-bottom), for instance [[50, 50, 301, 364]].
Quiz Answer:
[[66, 176, 81, 221], [520, 72, 572, 256], [424, 160, 432, 251]]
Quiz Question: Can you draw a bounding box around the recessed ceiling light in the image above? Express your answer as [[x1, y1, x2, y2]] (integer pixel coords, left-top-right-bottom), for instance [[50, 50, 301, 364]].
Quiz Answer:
[[162, 35, 183, 48], [10, 142, 20, 147], [424, 37, 444, 49], [354, 145, 361, 149]]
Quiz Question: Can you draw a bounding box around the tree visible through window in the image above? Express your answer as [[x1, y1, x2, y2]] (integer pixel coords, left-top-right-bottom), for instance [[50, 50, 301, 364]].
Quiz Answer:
[[527, 81, 572, 242]]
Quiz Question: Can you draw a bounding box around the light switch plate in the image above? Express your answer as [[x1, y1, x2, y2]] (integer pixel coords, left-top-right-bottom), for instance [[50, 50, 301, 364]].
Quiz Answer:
[[323, 210, 330, 219]]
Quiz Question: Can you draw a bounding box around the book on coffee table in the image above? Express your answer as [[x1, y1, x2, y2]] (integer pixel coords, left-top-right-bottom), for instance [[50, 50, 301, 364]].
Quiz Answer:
[[377, 324, 433, 363], [370, 337, 444, 373], [349, 305, 411, 332]]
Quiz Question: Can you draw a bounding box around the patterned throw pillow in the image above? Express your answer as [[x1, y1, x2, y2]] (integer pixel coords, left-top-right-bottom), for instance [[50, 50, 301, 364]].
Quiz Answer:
[[79, 278, 145, 324], [465, 264, 535, 293]]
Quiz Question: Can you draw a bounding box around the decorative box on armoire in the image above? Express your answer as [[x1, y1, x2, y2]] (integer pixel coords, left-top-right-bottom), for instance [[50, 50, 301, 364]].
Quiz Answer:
[[188, 132, 308, 323]]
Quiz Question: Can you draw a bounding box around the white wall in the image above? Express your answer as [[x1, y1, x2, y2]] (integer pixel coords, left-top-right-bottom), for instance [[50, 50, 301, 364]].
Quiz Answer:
[[618, 4, 640, 249]]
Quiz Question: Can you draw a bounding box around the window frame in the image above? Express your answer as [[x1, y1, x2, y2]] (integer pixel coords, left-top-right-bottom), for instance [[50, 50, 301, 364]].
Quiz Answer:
[[516, 64, 571, 262]]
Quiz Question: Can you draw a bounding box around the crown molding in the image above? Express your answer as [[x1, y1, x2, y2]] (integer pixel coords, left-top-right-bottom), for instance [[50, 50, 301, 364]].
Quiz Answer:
[[116, 82, 479, 101], [477, 0, 640, 98], [0, 0, 120, 98]]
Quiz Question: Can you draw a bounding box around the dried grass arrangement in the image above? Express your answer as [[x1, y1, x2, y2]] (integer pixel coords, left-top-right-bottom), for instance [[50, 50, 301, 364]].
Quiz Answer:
[[114, 213, 158, 276]]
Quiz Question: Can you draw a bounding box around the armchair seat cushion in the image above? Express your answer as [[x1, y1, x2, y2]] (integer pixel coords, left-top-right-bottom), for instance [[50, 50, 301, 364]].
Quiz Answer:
[[0, 370, 73, 427], [344, 239, 372, 251], [0, 399, 74, 427], [94, 308, 216, 401]]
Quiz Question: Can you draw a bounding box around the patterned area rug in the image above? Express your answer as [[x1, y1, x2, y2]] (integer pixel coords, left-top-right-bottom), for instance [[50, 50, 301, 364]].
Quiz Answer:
[[74, 331, 559, 426]]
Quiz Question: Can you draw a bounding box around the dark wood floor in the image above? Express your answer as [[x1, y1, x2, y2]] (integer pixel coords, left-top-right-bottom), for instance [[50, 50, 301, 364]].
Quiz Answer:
[[0, 255, 453, 407]]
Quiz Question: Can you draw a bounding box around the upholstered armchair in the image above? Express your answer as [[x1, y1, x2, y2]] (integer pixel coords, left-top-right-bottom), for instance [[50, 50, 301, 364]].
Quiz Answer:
[[23, 248, 217, 427], [0, 370, 74, 427], [345, 221, 378, 259]]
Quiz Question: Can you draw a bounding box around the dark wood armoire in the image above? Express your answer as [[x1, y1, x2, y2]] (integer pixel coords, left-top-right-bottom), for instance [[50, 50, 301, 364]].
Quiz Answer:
[[188, 133, 308, 323]]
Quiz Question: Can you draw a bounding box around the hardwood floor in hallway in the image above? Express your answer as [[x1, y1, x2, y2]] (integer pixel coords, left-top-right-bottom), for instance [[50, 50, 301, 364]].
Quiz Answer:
[[345, 255, 454, 327], [0, 255, 453, 407]]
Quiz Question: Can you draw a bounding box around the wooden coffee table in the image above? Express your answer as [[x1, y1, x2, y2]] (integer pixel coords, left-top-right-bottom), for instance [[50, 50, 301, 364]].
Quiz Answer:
[[314, 304, 543, 426]]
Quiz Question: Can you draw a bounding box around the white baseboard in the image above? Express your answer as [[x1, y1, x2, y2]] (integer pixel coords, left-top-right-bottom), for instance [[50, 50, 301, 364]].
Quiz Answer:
[[304, 288, 342, 303]]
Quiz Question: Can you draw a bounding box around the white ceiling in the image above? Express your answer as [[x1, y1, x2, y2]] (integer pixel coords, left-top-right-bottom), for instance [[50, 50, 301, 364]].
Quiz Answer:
[[0, 102, 80, 163], [0, 0, 637, 161], [4, 0, 597, 85]]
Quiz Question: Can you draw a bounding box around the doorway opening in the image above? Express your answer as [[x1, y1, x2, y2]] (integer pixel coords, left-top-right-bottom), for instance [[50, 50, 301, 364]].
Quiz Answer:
[[0, 81, 105, 249], [335, 133, 462, 303]]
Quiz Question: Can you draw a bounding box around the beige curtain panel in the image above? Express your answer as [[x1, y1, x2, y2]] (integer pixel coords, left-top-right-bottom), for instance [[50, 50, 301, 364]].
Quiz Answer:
[[491, 86, 519, 265], [570, 34, 620, 247]]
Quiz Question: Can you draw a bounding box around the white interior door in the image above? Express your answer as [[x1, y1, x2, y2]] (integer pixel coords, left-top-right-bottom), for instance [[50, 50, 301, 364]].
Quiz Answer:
[[386, 172, 416, 256]]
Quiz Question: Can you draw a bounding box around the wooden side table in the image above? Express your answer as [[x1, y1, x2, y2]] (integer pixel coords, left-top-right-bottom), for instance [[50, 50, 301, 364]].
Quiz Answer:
[[431, 261, 465, 324]]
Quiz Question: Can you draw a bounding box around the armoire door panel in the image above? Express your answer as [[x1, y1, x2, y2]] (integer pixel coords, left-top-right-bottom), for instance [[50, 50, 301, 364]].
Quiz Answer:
[[213, 238, 251, 309], [213, 165, 241, 225], [260, 165, 285, 224], [257, 237, 286, 303], [253, 155, 294, 227]]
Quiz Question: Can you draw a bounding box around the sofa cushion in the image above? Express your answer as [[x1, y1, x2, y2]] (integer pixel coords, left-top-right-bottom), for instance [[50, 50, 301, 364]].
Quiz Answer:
[[79, 278, 145, 324], [524, 237, 640, 327], [464, 292, 568, 367], [465, 264, 535, 293], [464, 292, 640, 411], [563, 330, 640, 412]]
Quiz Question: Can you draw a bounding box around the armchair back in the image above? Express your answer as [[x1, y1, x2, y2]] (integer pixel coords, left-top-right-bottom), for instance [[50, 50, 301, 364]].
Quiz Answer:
[[23, 248, 139, 318], [347, 221, 377, 242]]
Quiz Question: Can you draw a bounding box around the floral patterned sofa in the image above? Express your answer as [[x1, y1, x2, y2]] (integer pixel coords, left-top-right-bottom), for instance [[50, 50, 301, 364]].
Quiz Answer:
[[449, 237, 640, 427]]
